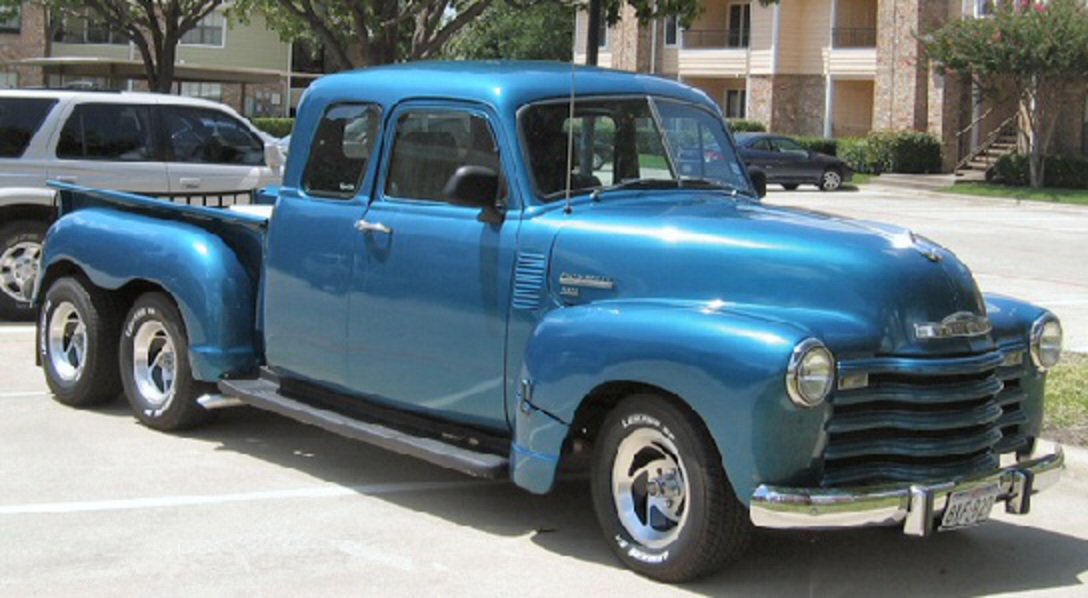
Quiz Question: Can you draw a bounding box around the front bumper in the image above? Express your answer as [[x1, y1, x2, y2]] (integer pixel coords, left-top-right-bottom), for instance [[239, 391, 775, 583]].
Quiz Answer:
[[749, 445, 1064, 537]]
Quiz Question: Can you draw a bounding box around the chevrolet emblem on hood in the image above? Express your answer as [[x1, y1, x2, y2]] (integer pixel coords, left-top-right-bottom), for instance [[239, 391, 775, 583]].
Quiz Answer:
[[914, 312, 993, 340]]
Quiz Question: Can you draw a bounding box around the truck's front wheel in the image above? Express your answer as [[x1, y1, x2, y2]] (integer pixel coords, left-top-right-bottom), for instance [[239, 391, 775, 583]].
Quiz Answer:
[[120, 293, 214, 431], [591, 394, 751, 582]]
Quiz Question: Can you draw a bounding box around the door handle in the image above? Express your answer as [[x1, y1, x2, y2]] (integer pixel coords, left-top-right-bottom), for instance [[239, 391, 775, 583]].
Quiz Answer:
[[180, 177, 201, 189], [354, 219, 392, 234]]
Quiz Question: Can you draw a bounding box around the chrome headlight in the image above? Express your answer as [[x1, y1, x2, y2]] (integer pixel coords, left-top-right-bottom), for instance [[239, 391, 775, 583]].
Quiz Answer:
[[1030, 315, 1062, 371], [786, 339, 835, 408]]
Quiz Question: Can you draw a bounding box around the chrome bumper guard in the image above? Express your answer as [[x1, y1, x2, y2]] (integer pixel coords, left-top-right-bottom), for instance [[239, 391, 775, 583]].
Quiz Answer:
[[750, 445, 1064, 537]]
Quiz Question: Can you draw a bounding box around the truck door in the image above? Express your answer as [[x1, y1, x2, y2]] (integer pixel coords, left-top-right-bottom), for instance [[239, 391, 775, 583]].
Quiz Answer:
[[346, 103, 517, 432], [263, 103, 382, 387]]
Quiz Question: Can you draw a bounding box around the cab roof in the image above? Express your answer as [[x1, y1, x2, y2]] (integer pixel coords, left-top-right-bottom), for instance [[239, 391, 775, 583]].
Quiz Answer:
[[304, 61, 718, 114]]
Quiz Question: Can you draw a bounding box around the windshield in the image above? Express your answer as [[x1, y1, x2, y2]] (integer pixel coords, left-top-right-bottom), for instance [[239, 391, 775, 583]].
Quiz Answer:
[[520, 96, 752, 201]]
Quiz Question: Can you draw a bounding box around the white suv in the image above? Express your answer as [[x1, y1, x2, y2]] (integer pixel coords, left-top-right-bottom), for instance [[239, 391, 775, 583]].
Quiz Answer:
[[0, 90, 283, 320]]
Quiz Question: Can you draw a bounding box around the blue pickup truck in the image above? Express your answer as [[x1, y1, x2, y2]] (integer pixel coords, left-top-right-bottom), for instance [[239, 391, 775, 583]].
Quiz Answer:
[[34, 63, 1064, 582]]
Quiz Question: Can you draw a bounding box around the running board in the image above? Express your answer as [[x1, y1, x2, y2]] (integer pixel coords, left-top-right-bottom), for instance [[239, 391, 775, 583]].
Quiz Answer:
[[218, 378, 509, 479]]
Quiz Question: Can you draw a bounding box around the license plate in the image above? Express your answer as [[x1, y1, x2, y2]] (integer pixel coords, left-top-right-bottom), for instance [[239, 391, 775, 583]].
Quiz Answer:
[[940, 483, 1000, 531]]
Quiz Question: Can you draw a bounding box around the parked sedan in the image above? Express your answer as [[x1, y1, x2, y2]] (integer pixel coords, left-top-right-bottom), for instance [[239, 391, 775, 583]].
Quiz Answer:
[[735, 133, 852, 191]]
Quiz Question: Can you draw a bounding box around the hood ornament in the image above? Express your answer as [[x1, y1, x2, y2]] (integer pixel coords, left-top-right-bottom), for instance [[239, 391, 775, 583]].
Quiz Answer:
[[914, 312, 992, 340]]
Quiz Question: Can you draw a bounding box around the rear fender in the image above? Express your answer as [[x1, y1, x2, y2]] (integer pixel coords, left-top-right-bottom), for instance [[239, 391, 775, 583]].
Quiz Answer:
[[511, 301, 828, 502], [38, 208, 258, 381]]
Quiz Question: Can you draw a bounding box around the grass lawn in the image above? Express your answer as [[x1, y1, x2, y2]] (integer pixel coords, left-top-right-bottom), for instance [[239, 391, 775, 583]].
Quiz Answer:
[[850, 173, 873, 186], [941, 182, 1088, 206], [1043, 352, 1088, 447]]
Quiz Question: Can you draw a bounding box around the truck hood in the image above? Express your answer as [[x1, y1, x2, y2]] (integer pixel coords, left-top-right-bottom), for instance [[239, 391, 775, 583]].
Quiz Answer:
[[547, 193, 990, 357]]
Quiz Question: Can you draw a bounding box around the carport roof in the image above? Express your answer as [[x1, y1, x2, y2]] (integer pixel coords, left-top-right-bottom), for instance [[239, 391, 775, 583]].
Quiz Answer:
[[6, 56, 312, 84]]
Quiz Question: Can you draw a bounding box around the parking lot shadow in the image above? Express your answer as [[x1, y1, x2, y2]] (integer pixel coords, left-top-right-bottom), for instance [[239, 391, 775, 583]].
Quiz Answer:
[[165, 406, 1087, 595]]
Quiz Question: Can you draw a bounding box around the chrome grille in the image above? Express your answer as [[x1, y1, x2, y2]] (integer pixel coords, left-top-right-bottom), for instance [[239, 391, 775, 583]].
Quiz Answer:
[[824, 349, 1029, 487]]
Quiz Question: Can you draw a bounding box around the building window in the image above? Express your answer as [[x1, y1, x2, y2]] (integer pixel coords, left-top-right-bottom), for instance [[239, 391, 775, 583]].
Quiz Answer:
[[597, 15, 608, 48], [180, 12, 225, 47], [0, 72, 17, 88], [0, 7, 20, 34], [179, 82, 224, 103], [725, 89, 746, 119], [665, 15, 679, 46], [975, 0, 996, 17], [728, 3, 751, 48], [53, 10, 127, 45]]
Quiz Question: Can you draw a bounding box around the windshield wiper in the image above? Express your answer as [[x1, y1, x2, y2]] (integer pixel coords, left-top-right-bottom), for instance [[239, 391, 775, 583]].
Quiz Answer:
[[676, 177, 753, 198]]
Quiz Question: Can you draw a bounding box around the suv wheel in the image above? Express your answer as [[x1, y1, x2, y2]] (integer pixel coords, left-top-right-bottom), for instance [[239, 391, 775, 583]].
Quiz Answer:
[[591, 394, 751, 582], [0, 220, 47, 321]]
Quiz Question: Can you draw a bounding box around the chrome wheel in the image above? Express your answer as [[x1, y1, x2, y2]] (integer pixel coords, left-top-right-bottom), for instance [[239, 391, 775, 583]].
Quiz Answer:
[[132, 320, 177, 408], [0, 241, 41, 303], [821, 170, 842, 191], [612, 427, 691, 549], [47, 302, 86, 382]]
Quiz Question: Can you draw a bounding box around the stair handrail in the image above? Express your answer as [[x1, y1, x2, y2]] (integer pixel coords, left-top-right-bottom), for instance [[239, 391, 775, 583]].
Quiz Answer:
[[954, 112, 1019, 173]]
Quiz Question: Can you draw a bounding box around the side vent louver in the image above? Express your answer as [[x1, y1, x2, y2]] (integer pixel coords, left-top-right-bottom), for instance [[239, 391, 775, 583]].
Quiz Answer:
[[512, 251, 548, 310]]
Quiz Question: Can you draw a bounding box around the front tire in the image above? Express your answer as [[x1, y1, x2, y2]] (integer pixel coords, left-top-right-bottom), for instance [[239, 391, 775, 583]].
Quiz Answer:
[[120, 292, 215, 431], [590, 394, 751, 582], [0, 220, 47, 321], [40, 276, 122, 406], [819, 168, 843, 191], [781, 183, 799, 191]]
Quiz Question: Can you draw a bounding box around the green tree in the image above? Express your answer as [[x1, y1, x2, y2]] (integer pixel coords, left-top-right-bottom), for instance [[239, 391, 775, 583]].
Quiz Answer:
[[445, 1, 574, 61], [923, 0, 1088, 187], [0, 1, 226, 93]]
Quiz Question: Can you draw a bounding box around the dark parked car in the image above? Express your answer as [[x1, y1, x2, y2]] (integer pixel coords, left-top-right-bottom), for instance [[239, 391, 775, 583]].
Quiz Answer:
[[735, 132, 852, 191]]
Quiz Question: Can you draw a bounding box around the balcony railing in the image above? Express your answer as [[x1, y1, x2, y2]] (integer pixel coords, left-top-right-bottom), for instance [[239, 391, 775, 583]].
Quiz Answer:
[[832, 27, 877, 48], [682, 29, 750, 49]]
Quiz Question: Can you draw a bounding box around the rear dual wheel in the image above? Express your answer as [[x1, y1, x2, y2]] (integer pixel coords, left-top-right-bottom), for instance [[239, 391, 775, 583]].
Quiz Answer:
[[591, 395, 751, 582]]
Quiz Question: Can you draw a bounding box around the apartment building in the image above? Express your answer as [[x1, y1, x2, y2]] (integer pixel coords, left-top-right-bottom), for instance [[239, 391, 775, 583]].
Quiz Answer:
[[576, 0, 1088, 171], [0, 3, 324, 117]]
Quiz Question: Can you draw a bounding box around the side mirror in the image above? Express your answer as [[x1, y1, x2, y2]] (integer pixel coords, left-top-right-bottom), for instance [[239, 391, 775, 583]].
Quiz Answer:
[[264, 142, 286, 170], [750, 170, 767, 199], [443, 165, 504, 222]]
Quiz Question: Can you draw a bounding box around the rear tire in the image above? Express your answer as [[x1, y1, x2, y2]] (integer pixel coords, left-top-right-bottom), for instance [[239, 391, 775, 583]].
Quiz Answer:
[[0, 220, 47, 321], [120, 292, 215, 431], [40, 276, 122, 406], [819, 168, 843, 191], [590, 394, 751, 582]]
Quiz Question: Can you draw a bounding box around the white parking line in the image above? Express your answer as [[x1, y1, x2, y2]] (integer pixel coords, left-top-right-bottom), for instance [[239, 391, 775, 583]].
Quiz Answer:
[[0, 326, 35, 334], [0, 391, 48, 398], [0, 479, 496, 515]]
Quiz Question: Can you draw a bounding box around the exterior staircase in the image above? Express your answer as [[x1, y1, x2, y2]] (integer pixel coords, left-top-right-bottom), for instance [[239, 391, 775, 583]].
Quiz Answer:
[[954, 114, 1019, 181]]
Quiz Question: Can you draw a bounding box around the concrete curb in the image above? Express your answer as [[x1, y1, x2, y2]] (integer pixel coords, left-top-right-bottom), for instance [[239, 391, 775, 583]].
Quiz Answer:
[[1058, 442, 1088, 481]]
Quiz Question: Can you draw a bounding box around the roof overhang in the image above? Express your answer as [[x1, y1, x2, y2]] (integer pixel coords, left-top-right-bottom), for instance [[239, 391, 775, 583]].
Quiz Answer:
[[7, 57, 285, 84]]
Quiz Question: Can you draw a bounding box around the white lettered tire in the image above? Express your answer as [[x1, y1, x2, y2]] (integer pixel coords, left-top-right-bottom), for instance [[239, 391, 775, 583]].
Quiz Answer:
[[120, 292, 215, 431], [591, 394, 751, 582], [40, 276, 122, 406]]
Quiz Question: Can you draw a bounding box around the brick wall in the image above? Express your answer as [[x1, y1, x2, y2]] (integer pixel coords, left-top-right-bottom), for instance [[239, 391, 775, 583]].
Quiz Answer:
[[0, 4, 47, 87], [771, 75, 826, 136]]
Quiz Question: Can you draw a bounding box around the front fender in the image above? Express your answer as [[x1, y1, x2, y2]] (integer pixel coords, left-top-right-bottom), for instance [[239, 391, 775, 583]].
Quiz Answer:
[[511, 300, 830, 502], [38, 208, 258, 381]]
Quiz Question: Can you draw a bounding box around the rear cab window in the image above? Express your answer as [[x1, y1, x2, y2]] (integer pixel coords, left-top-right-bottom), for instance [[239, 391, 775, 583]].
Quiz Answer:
[[302, 103, 381, 198], [0, 98, 58, 158], [56, 103, 155, 161]]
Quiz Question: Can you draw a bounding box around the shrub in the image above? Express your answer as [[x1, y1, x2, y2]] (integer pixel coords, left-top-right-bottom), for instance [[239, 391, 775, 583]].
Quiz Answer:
[[989, 153, 1088, 188], [793, 136, 837, 156], [727, 119, 766, 133], [251, 117, 294, 138], [837, 131, 942, 174]]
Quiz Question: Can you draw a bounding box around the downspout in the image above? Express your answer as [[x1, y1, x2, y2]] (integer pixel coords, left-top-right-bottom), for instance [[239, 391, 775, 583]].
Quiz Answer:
[[650, 18, 658, 75]]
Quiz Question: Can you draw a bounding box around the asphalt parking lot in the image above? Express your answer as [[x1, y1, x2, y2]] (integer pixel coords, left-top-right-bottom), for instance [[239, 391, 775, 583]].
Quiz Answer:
[[765, 185, 1088, 352], [3, 325, 1088, 596], [3, 186, 1088, 596]]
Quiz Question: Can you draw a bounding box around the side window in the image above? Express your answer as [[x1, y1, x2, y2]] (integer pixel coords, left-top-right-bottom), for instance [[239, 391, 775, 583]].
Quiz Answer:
[[772, 137, 808, 156], [302, 103, 381, 197], [161, 107, 264, 166], [0, 98, 57, 158], [385, 109, 503, 204], [57, 103, 154, 161], [751, 138, 771, 151]]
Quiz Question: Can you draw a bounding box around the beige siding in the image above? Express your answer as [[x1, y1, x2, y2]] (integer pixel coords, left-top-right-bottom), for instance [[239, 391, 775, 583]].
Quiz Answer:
[[52, 43, 130, 60], [832, 79, 874, 137], [678, 49, 747, 77], [826, 48, 876, 77], [776, 0, 831, 75], [573, 10, 614, 68], [178, 13, 288, 71]]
